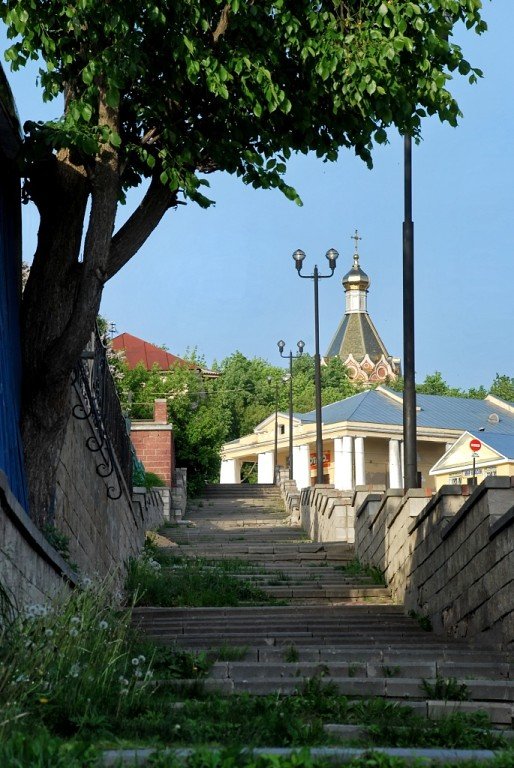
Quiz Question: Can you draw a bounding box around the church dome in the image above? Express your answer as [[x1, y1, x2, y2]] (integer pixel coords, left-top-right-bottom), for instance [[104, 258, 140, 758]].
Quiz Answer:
[[342, 252, 370, 291]]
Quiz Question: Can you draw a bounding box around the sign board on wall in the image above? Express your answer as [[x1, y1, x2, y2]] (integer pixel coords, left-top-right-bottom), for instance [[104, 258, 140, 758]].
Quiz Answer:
[[310, 452, 331, 470]]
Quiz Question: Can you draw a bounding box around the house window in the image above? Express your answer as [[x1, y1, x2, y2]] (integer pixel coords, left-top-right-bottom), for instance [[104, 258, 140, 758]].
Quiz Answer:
[[279, 425, 285, 435], [449, 476, 462, 485]]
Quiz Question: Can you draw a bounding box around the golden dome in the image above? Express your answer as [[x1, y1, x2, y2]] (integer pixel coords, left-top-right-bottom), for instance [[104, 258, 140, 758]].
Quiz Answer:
[[342, 251, 370, 291]]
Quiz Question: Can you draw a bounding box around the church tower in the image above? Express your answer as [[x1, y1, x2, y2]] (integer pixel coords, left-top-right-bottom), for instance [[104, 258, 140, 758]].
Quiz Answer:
[[325, 231, 400, 383]]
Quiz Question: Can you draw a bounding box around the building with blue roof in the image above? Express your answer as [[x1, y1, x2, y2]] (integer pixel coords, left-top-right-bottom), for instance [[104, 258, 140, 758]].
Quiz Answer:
[[430, 430, 514, 488], [220, 386, 514, 492]]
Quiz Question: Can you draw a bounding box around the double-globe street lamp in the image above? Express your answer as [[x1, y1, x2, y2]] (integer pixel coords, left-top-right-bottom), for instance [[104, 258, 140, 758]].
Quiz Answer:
[[277, 339, 305, 480], [292, 247, 339, 484]]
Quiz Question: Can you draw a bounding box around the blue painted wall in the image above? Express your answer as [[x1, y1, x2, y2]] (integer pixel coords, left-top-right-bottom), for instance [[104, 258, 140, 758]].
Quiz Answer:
[[0, 70, 28, 511]]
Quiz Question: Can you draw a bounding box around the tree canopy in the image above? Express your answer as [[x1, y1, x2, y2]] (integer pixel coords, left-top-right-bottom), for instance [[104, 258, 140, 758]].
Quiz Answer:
[[114, 350, 359, 491], [1, 0, 486, 520]]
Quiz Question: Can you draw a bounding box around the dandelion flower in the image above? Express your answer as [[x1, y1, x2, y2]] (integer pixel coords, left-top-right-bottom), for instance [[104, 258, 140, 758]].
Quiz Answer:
[[99, 620, 109, 630], [69, 663, 80, 678], [45, 628, 54, 637], [138, 655, 146, 664], [39, 697, 49, 704], [69, 628, 79, 637], [131, 657, 140, 666], [70, 616, 81, 624]]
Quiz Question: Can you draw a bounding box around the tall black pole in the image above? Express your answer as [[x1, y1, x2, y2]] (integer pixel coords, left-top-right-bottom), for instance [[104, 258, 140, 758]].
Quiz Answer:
[[288, 353, 293, 480], [313, 266, 324, 484], [294, 248, 338, 486], [274, 383, 278, 481], [403, 134, 418, 489]]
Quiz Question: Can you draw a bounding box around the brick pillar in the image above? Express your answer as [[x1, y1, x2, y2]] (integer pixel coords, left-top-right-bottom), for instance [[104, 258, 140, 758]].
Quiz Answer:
[[154, 399, 167, 424], [131, 399, 174, 486]]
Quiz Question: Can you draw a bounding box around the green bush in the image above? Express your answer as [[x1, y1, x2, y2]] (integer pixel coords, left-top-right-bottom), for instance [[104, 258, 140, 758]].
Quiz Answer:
[[0, 729, 99, 768]]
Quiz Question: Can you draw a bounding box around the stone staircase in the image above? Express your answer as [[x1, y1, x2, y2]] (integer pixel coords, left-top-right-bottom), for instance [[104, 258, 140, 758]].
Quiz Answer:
[[134, 483, 514, 731]]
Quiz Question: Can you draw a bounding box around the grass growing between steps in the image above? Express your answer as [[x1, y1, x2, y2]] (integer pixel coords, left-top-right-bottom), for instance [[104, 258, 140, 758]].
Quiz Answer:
[[105, 678, 509, 752], [334, 559, 386, 586], [144, 750, 514, 768], [126, 539, 280, 607]]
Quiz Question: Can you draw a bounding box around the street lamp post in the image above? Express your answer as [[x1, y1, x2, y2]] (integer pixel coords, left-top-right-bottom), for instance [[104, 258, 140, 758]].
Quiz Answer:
[[403, 134, 418, 489], [292, 248, 339, 484], [277, 340, 305, 481]]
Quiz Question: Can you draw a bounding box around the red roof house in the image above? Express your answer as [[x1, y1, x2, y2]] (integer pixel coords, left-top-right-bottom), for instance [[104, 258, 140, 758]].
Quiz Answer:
[[112, 333, 219, 377]]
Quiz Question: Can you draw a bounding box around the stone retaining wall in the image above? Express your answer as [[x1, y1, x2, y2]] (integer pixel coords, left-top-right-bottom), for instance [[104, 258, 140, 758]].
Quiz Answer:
[[53, 400, 163, 582], [0, 469, 77, 611], [0, 390, 164, 611], [355, 478, 514, 648], [279, 475, 513, 647], [0, 459, 162, 610]]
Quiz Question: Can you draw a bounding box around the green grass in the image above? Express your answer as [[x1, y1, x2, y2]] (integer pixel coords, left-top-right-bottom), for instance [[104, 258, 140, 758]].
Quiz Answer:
[[420, 675, 470, 701], [334, 559, 386, 585], [101, 684, 507, 751], [126, 540, 277, 607], [213, 644, 249, 662], [408, 609, 433, 632], [145, 752, 514, 768]]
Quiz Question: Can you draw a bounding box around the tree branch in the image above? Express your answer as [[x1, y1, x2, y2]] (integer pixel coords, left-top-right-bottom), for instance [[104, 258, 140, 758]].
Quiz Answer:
[[213, 4, 230, 42], [105, 176, 178, 281]]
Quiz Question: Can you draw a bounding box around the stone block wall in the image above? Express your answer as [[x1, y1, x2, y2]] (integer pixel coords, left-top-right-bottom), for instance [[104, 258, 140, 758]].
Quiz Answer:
[[53, 393, 164, 584], [278, 479, 355, 543], [354, 478, 514, 648], [0, 470, 77, 610]]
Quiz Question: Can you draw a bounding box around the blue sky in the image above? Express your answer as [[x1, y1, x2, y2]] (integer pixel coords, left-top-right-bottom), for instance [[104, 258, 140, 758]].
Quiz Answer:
[[2, 2, 513, 390]]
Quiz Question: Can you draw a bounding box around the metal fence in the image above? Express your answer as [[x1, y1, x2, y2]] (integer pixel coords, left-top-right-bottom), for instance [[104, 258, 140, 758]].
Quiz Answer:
[[71, 327, 132, 499]]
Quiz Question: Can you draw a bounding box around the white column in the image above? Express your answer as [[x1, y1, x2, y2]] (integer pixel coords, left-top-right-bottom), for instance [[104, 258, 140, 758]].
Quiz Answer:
[[400, 441, 405, 487], [293, 445, 310, 489], [334, 436, 353, 490], [388, 439, 402, 489], [220, 459, 240, 484], [257, 452, 274, 484], [354, 437, 366, 487]]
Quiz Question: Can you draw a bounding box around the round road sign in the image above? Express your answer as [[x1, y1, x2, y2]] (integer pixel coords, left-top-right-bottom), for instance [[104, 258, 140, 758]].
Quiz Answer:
[[469, 438, 482, 452]]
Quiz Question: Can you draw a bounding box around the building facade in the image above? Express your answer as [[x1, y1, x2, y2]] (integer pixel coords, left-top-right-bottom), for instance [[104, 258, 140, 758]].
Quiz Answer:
[[220, 388, 514, 492]]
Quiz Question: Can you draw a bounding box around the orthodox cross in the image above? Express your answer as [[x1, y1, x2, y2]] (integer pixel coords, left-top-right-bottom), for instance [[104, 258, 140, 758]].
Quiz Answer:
[[351, 229, 362, 254]]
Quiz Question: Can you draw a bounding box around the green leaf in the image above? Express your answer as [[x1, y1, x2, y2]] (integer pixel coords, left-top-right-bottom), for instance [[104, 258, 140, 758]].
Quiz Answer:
[[105, 89, 120, 109], [81, 103, 93, 122], [109, 131, 122, 147]]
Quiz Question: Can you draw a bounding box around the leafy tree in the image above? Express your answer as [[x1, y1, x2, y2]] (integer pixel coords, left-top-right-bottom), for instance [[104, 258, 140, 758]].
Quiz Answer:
[[416, 371, 463, 397], [1, 0, 485, 523], [489, 374, 514, 403], [114, 348, 358, 492]]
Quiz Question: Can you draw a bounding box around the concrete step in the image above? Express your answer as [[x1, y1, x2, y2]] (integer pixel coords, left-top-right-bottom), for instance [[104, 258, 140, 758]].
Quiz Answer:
[[208, 661, 513, 681], [151, 676, 514, 725]]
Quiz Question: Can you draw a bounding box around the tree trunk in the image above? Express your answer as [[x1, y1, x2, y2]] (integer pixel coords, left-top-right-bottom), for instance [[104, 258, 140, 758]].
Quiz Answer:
[[20, 152, 104, 525], [19, 124, 173, 525]]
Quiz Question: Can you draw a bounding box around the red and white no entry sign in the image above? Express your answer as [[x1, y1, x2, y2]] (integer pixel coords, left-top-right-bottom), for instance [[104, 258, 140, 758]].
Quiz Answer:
[[469, 438, 482, 452]]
